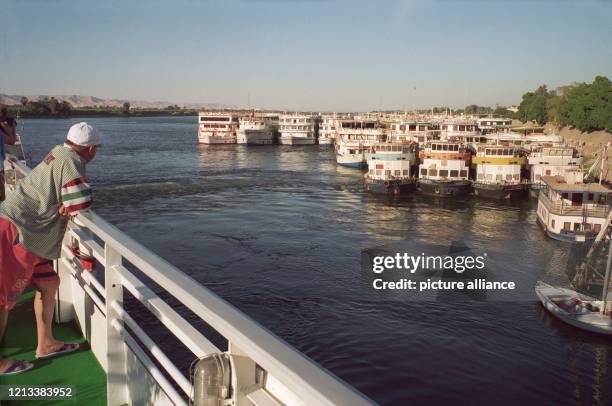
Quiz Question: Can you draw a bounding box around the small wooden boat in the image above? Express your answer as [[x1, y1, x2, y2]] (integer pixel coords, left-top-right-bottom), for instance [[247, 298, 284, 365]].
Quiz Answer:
[[535, 281, 612, 335], [536, 211, 612, 335]]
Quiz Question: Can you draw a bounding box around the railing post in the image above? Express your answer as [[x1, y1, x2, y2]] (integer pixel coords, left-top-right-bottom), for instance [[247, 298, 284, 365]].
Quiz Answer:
[[54, 232, 76, 323], [228, 342, 257, 406], [105, 245, 129, 404]]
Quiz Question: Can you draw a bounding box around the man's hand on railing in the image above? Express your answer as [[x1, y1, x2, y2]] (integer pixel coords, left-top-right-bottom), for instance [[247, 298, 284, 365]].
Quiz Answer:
[[59, 205, 77, 220]]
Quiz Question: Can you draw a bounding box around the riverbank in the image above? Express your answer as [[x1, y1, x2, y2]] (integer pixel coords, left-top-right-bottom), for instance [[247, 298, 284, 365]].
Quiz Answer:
[[546, 125, 612, 182]]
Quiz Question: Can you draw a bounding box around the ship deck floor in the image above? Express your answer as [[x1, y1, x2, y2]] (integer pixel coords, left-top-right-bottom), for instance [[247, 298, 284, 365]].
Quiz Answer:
[[0, 289, 106, 405]]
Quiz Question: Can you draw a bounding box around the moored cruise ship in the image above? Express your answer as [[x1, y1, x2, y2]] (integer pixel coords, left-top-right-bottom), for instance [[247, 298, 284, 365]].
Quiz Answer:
[[387, 120, 440, 144], [528, 146, 583, 197], [537, 175, 611, 242], [418, 141, 472, 197], [335, 118, 385, 168], [472, 145, 529, 199], [278, 114, 316, 145], [364, 142, 418, 194], [197, 112, 238, 144], [236, 114, 278, 145], [476, 117, 513, 134], [439, 118, 479, 143], [482, 125, 564, 151], [318, 114, 339, 145]]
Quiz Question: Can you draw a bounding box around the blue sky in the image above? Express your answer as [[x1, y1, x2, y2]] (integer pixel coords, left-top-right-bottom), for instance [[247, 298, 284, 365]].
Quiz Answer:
[[1, 0, 611, 111]]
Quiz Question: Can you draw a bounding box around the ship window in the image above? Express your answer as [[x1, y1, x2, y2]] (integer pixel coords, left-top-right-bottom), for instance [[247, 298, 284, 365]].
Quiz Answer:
[[588, 193, 594, 201], [400, 125, 406, 131], [551, 219, 555, 228], [439, 170, 449, 177], [514, 174, 520, 180], [403, 169, 409, 175], [460, 170, 468, 177], [496, 174, 503, 181], [594, 224, 602, 233], [450, 170, 459, 178], [486, 149, 491, 155], [584, 223, 592, 231], [395, 170, 401, 176], [574, 223, 581, 231], [563, 222, 571, 231], [421, 168, 427, 176], [429, 169, 437, 176], [454, 145, 459, 151], [385, 170, 391, 176], [535, 174, 541, 180], [478, 173, 484, 180], [496, 149, 503, 155], [409, 125, 417, 131], [561, 193, 569, 199], [506, 174, 513, 180], [376, 170, 382, 175], [486, 174, 493, 180]]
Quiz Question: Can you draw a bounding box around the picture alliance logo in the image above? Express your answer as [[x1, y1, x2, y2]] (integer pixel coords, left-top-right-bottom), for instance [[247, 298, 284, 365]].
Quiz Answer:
[[372, 253, 488, 274]]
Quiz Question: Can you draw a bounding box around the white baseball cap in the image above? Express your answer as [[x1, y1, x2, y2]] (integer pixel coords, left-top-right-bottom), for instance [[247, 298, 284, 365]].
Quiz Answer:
[[67, 122, 102, 146]]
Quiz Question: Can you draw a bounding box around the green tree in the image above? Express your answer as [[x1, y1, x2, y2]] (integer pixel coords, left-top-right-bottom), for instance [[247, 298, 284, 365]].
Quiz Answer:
[[517, 85, 549, 125]]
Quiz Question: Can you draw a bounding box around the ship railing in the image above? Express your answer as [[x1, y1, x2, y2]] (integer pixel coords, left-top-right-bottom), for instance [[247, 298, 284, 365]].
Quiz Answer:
[[539, 191, 610, 218], [5, 156, 373, 406]]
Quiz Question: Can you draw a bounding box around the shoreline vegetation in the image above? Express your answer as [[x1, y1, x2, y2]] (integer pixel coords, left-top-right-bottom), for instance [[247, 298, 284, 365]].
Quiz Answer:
[[3, 76, 609, 134]]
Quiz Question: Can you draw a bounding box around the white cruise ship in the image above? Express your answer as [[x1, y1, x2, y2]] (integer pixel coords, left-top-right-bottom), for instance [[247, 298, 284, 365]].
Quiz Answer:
[[387, 120, 440, 144], [335, 119, 385, 168], [318, 114, 339, 145], [236, 114, 278, 145], [278, 114, 316, 145], [537, 175, 611, 242], [476, 117, 513, 135], [197, 112, 238, 144], [439, 118, 480, 143], [364, 142, 418, 194], [528, 146, 583, 197]]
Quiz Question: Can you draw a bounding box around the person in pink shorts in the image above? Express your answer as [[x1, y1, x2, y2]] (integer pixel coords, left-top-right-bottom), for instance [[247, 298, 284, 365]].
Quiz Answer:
[[0, 122, 101, 375]]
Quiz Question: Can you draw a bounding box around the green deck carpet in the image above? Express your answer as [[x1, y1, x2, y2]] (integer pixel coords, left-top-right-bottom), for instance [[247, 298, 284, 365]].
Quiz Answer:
[[0, 290, 107, 405]]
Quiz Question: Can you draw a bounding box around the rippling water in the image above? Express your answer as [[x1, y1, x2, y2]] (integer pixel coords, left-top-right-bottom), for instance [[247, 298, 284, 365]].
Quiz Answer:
[[18, 117, 612, 405]]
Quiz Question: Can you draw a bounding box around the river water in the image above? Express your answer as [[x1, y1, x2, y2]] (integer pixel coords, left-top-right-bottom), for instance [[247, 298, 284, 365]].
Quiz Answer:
[[16, 116, 611, 405]]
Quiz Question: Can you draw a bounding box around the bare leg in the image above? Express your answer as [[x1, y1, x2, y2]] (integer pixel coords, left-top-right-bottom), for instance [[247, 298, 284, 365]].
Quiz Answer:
[[33, 279, 64, 356], [0, 307, 7, 341], [0, 308, 11, 371]]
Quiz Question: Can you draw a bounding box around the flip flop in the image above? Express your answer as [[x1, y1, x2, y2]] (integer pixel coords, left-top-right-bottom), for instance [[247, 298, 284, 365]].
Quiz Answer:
[[35, 343, 80, 359], [0, 359, 34, 376]]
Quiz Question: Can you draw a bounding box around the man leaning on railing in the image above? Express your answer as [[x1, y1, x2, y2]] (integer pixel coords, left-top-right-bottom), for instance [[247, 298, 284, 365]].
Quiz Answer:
[[0, 122, 101, 376]]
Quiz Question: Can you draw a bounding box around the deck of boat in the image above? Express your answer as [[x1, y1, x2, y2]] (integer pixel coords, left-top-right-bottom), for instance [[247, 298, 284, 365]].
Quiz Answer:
[[0, 289, 106, 405]]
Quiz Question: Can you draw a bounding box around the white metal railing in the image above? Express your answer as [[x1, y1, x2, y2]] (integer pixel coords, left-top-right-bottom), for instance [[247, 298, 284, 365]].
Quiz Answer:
[[5, 156, 374, 406]]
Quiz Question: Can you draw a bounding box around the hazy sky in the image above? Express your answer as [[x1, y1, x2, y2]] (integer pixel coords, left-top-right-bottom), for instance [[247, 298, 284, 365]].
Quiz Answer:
[[1, 0, 611, 111]]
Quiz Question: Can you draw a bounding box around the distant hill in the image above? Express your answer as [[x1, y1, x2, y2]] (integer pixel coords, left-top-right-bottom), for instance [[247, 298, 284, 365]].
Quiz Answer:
[[0, 94, 233, 110]]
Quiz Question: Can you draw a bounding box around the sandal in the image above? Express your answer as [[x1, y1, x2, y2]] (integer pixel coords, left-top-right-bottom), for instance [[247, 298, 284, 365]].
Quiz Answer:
[[35, 343, 80, 359], [0, 359, 34, 376]]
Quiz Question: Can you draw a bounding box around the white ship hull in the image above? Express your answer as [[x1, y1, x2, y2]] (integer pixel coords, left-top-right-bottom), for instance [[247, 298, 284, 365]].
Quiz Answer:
[[336, 151, 366, 168], [198, 134, 237, 144], [236, 129, 274, 145], [280, 134, 315, 145]]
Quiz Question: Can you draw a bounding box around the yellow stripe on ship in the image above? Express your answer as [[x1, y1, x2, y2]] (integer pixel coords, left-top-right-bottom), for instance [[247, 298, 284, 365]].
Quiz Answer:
[[472, 156, 526, 165]]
